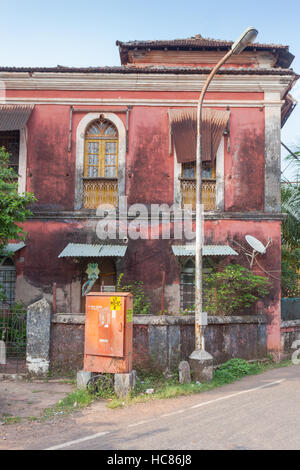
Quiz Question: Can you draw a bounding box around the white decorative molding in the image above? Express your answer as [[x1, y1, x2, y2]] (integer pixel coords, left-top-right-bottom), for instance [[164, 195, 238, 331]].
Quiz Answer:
[[0, 97, 285, 108], [0, 72, 294, 96], [18, 127, 27, 194], [75, 112, 126, 210], [173, 149, 182, 209]]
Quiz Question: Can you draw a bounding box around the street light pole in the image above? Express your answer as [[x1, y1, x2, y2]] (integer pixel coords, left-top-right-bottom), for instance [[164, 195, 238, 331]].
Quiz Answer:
[[190, 27, 258, 380]]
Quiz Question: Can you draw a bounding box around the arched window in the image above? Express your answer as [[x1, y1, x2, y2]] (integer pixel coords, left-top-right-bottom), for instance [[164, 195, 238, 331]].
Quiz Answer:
[[83, 118, 119, 208]]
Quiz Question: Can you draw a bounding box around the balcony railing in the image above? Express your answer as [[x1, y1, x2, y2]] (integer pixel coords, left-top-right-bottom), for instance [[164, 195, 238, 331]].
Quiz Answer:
[[180, 178, 216, 211], [83, 178, 118, 209]]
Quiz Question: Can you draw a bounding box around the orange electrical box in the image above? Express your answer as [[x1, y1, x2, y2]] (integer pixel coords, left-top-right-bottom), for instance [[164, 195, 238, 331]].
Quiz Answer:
[[84, 292, 133, 374]]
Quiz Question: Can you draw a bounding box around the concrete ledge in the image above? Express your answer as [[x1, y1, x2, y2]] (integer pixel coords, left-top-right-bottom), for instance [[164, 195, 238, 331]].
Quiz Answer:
[[0, 373, 25, 381], [281, 320, 300, 329], [133, 314, 268, 326], [52, 314, 85, 324], [30, 210, 285, 221], [52, 313, 267, 326]]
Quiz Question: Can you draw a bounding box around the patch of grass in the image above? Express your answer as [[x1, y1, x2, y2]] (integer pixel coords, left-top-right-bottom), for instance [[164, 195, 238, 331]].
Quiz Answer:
[[27, 416, 38, 422], [32, 358, 293, 417], [213, 358, 264, 384], [107, 358, 293, 409], [2, 416, 22, 425], [87, 374, 115, 400], [42, 388, 94, 420]]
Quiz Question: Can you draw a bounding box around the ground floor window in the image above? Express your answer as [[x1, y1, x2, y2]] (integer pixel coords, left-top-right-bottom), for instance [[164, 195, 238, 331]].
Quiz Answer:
[[180, 259, 195, 311], [0, 259, 16, 307], [0, 130, 20, 174], [180, 258, 218, 311]]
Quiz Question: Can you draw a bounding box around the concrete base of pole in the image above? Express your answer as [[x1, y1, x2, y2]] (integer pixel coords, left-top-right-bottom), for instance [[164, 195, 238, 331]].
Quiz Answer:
[[114, 371, 136, 398], [189, 349, 213, 382], [77, 370, 92, 389]]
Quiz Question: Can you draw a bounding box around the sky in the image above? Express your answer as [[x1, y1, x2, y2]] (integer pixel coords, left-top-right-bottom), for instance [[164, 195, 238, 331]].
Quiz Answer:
[[0, 0, 299, 180]]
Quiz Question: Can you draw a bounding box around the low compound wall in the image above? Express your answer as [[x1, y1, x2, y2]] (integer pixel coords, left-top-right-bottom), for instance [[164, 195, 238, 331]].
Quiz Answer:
[[280, 320, 300, 359], [50, 314, 268, 372]]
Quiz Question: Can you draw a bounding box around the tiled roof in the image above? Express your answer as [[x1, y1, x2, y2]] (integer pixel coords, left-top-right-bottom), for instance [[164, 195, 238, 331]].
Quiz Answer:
[[0, 65, 296, 76], [116, 37, 289, 50], [116, 37, 294, 68]]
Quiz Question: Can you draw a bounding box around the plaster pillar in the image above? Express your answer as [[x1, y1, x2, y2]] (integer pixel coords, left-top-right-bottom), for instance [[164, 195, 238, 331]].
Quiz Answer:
[[264, 92, 282, 355], [26, 298, 51, 375], [264, 92, 282, 213]]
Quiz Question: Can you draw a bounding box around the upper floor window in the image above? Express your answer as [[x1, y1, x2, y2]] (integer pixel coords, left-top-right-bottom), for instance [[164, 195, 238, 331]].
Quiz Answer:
[[84, 120, 118, 178], [181, 161, 216, 210], [83, 119, 119, 208]]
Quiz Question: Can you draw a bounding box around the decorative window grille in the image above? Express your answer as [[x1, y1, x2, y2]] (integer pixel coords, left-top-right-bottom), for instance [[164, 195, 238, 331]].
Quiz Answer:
[[0, 130, 20, 174], [180, 258, 215, 311], [180, 259, 195, 311], [0, 262, 16, 307], [83, 119, 118, 208], [181, 161, 216, 211]]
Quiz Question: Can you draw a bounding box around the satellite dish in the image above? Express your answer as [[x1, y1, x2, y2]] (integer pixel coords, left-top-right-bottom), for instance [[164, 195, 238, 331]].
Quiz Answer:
[[245, 235, 266, 254]]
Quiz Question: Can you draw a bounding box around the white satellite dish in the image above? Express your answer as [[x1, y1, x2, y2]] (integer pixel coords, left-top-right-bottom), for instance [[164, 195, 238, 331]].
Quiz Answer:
[[245, 235, 266, 254]]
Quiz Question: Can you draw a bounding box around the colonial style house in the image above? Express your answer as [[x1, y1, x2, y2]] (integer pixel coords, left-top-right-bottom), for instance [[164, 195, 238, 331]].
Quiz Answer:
[[0, 35, 298, 357]]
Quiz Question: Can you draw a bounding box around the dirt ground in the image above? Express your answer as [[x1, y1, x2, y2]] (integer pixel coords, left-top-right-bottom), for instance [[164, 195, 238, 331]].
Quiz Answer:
[[1, 365, 299, 450], [0, 377, 74, 422]]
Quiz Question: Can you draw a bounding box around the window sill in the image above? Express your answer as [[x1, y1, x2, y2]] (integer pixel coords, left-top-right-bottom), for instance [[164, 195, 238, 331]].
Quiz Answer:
[[82, 177, 118, 181]]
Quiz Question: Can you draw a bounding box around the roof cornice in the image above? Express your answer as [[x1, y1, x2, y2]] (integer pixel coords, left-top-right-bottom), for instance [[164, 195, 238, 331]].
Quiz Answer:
[[0, 71, 297, 96]]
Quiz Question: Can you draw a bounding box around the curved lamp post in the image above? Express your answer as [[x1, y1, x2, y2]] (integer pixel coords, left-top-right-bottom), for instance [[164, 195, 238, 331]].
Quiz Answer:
[[190, 27, 258, 381]]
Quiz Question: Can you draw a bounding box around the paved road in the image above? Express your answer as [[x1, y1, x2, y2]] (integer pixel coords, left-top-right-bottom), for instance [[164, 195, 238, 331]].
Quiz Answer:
[[1, 364, 300, 450]]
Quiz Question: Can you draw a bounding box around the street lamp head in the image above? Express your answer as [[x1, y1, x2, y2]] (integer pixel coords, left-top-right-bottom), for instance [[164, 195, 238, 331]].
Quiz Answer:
[[231, 27, 258, 55]]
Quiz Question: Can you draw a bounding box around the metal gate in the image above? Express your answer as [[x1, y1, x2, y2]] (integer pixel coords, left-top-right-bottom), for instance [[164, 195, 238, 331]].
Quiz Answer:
[[0, 304, 27, 374]]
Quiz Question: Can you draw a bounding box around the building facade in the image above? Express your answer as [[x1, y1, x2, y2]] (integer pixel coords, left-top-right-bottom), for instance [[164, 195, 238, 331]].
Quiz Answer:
[[0, 36, 298, 355]]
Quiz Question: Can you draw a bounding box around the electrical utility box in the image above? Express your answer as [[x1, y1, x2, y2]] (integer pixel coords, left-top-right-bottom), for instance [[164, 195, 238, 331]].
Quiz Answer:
[[84, 292, 133, 374]]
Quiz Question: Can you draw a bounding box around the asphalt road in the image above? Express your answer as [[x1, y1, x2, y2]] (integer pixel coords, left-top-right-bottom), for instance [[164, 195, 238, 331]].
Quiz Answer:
[[1, 364, 300, 450]]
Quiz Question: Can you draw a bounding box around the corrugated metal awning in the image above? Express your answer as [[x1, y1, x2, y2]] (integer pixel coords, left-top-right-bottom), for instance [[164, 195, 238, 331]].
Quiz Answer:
[[168, 108, 230, 163], [172, 244, 238, 257], [58, 243, 127, 258], [4, 242, 26, 253], [0, 105, 34, 131]]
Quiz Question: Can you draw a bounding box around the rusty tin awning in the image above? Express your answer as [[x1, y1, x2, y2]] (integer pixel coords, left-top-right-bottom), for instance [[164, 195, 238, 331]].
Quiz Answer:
[[58, 243, 127, 258], [3, 242, 26, 253], [168, 108, 230, 163], [172, 244, 238, 257], [0, 105, 34, 131]]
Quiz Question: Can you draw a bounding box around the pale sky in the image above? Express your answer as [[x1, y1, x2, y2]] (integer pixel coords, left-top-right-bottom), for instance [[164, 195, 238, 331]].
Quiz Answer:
[[1, 0, 299, 180]]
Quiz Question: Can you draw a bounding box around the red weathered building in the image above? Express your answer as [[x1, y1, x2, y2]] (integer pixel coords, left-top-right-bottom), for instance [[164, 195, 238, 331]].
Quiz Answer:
[[0, 36, 298, 357]]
